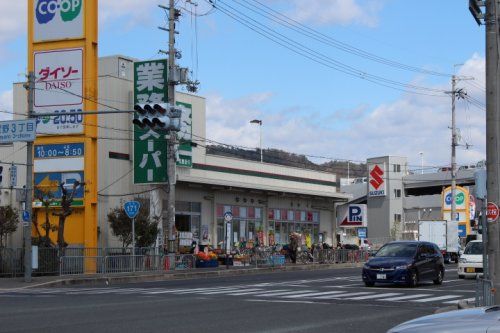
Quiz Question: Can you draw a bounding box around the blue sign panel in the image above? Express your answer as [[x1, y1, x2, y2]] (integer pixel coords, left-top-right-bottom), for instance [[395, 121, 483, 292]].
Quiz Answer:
[[0, 119, 37, 143], [35, 143, 84, 159], [34, 172, 84, 199], [357, 227, 367, 238], [124, 201, 141, 219], [458, 224, 466, 237], [22, 210, 30, 222]]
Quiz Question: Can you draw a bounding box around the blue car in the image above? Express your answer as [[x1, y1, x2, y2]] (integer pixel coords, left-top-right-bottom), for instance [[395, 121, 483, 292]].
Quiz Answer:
[[362, 241, 444, 287]]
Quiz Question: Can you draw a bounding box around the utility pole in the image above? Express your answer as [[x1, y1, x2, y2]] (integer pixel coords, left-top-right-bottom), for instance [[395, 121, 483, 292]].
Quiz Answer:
[[485, 0, 500, 303], [23, 72, 35, 283], [166, 0, 178, 254], [451, 75, 458, 229]]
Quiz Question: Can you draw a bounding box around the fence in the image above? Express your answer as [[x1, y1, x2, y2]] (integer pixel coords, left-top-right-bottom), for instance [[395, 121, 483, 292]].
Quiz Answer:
[[0, 247, 370, 277], [476, 278, 495, 307]]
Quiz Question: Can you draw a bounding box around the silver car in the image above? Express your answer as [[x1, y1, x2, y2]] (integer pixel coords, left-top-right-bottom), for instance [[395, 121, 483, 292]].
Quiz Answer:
[[387, 306, 500, 333]]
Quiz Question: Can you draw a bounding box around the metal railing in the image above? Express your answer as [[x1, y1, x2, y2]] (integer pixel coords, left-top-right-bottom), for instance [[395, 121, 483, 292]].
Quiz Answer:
[[476, 278, 495, 307], [0, 247, 370, 277]]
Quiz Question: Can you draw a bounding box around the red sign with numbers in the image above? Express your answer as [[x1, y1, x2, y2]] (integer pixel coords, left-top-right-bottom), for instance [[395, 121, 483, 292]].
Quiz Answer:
[[487, 202, 499, 222]]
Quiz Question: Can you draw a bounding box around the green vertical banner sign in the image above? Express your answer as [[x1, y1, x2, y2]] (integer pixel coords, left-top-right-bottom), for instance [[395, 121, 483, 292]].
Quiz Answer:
[[176, 101, 193, 168], [133, 60, 168, 184]]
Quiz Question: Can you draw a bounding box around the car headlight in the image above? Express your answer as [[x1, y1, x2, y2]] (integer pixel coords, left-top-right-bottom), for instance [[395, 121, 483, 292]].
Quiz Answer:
[[459, 258, 467, 263], [395, 265, 408, 270], [363, 263, 370, 269]]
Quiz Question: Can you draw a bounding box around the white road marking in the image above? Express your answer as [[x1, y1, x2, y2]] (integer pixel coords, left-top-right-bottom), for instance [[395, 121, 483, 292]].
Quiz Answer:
[[282, 291, 347, 299], [412, 295, 462, 303], [442, 297, 475, 304], [254, 290, 315, 297], [315, 292, 373, 299], [345, 292, 403, 300], [377, 294, 433, 301]]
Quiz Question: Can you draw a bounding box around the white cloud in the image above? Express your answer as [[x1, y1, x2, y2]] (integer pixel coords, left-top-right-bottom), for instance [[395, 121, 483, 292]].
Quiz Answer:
[[99, 0, 159, 27], [286, 0, 384, 27], [0, 90, 13, 120], [0, 2, 27, 44], [205, 54, 486, 169]]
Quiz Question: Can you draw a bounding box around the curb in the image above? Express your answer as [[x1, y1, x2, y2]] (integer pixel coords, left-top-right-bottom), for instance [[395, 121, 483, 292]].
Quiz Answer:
[[0, 262, 364, 289]]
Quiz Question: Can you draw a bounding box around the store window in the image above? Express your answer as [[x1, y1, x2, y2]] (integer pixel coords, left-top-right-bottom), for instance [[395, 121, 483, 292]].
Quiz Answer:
[[175, 201, 201, 242], [268, 208, 320, 246], [216, 204, 263, 247]]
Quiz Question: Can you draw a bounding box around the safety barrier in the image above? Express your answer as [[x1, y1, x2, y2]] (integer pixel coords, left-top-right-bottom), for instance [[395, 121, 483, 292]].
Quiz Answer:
[[1, 247, 370, 277], [476, 278, 495, 307], [59, 254, 197, 276]]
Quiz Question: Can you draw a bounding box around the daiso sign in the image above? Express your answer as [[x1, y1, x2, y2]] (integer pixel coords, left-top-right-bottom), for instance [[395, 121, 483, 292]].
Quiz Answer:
[[34, 0, 84, 41]]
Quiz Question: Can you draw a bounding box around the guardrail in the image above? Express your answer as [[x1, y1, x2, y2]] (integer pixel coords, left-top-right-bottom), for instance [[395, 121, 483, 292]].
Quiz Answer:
[[0, 247, 370, 277], [476, 278, 495, 307]]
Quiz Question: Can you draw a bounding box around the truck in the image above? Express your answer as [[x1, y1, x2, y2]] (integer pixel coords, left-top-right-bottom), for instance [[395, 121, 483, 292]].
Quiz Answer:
[[418, 220, 459, 263]]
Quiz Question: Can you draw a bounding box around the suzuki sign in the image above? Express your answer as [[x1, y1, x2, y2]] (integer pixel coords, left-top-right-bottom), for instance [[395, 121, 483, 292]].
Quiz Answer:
[[34, 0, 84, 42], [368, 163, 386, 197]]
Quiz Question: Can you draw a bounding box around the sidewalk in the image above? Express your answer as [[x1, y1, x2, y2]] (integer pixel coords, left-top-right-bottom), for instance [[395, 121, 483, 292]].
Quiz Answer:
[[0, 262, 363, 290]]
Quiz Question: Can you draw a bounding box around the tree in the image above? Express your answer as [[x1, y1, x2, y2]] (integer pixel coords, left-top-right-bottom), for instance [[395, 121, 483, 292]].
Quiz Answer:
[[0, 206, 19, 248], [53, 181, 82, 251], [107, 199, 158, 248], [33, 181, 83, 251]]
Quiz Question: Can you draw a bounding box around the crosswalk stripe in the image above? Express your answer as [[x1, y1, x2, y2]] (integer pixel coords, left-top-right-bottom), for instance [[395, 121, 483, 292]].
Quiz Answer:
[[282, 291, 346, 299], [345, 292, 403, 300], [202, 288, 248, 295], [225, 289, 265, 296], [442, 297, 475, 304], [254, 290, 315, 297], [378, 294, 433, 301], [315, 292, 373, 299], [412, 295, 461, 303]]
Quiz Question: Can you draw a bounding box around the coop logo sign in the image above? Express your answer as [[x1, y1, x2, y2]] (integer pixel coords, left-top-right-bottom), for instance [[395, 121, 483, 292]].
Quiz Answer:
[[34, 0, 84, 42], [36, 0, 82, 24], [368, 163, 386, 197]]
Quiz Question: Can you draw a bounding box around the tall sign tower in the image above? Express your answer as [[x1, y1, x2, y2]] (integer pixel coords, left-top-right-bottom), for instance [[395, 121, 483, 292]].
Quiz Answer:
[[28, 0, 98, 250]]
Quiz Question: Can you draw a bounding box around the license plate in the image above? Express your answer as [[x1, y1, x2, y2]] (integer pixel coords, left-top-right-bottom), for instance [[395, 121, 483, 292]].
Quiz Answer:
[[377, 274, 386, 279], [466, 267, 475, 273]]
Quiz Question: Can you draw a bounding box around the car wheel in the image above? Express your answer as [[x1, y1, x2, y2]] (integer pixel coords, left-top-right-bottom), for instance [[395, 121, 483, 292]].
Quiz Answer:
[[433, 268, 444, 285], [364, 281, 375, 287], [458, 275, 465, 279], [408, 270, 418, 287]]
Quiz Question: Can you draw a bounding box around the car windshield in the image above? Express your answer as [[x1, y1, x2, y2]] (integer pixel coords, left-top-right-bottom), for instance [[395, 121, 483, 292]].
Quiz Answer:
[[464, 242, 483, 255], [375, 243, 417, 258]]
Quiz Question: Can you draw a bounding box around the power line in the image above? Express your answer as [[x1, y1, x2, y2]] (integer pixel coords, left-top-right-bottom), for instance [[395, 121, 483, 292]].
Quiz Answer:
[[206, 0, 448, 97]]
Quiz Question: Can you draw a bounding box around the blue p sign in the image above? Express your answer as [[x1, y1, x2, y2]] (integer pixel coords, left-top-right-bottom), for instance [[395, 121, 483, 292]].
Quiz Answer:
[[349, 206, 363, 222], [124, 201, 141, 219]]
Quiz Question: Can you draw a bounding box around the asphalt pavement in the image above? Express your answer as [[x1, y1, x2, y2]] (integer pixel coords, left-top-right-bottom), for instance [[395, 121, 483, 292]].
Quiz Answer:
[[0, 264, 474, 333]]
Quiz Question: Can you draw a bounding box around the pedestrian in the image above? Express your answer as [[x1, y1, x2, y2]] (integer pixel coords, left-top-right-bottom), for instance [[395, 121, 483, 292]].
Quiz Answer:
[[289, 233, 299, 263]]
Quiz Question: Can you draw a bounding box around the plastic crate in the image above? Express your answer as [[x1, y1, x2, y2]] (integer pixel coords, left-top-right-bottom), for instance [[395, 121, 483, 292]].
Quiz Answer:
[[195, 260, 218, 268]]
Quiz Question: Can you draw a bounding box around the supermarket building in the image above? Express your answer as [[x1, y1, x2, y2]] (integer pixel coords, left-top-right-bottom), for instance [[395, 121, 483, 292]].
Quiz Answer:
[[2, 55, 349, 249]]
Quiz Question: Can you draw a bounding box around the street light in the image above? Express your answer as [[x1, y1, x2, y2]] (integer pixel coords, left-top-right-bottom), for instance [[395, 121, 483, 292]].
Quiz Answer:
[[419, 152, 424, 175], [250, 119, 263, 163]]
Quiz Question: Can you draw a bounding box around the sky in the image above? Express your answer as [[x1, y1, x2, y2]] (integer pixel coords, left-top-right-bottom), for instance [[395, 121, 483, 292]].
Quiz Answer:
[[0, 0, 487, 171]]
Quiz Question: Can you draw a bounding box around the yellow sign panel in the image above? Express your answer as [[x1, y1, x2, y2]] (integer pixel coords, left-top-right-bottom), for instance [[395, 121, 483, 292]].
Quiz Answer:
[[441, 186, 471, 236], [28, 0, 98, 249]]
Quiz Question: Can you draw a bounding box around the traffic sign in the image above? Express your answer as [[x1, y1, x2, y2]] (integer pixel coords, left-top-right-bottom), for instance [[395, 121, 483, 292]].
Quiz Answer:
[[224, 211, 233, 222], [487, 202, 499, 223], [0, 119, 37, 144], [22, 210, 30, 222], [124, 201, 141, 219]]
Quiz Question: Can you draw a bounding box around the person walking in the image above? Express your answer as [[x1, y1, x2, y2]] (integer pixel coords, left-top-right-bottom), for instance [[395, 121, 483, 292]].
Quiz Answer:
[[289, 233, 299, 263]]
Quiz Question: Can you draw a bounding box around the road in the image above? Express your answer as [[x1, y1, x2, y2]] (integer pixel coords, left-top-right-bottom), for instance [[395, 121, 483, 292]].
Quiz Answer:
[[0, 264, 474, 333]]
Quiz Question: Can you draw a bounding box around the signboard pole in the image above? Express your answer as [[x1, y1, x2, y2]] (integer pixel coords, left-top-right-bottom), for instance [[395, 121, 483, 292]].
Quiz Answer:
[[24, 72, 35, 283], [132, 217, 136, 272]]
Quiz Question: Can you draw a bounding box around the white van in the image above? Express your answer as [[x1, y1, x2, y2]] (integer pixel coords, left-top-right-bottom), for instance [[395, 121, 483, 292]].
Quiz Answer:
[[458, 240, 483, 279]]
